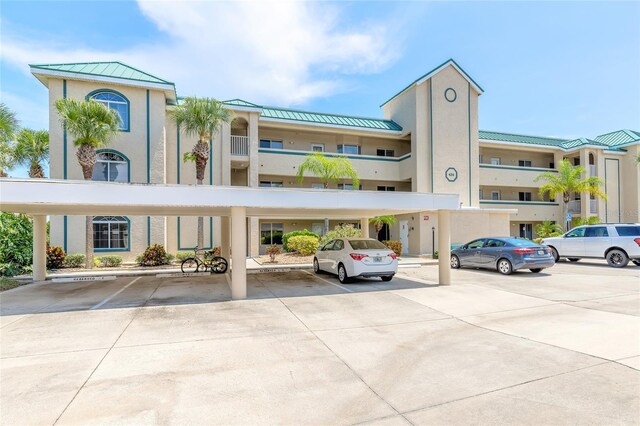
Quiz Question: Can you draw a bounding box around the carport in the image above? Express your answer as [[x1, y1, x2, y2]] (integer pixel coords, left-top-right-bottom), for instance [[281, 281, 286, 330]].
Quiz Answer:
[[2, 179, 464, 299]]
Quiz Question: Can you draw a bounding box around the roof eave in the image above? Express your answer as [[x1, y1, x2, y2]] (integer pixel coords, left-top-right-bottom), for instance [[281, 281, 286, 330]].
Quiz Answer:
[[259, 116, 403, 135]]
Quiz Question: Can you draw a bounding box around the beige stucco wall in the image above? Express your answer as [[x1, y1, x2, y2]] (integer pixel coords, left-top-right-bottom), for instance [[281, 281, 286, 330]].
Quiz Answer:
[[480, 165, 555, 188], [480, 147, 555, 169], [618, 146, 639, 222], [604, 156, 622, 223]]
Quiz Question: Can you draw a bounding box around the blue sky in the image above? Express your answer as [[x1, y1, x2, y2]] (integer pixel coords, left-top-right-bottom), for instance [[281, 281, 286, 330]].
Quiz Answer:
[[2, 1, 639, 177]]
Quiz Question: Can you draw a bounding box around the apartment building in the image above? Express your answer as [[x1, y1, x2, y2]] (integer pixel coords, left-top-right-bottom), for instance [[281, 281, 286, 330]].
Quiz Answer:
[[30, 60, 639, 260]]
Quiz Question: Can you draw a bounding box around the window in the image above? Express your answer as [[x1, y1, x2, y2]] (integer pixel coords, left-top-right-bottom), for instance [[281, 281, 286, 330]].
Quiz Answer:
[[518, 192, 532, 202], [519, 224, 533, 240], [333, 239, 344, 250], [585, 227, 609, 237], [377, 186, 395, 191], [376, 149, 395, 157], [90, 91, 129, 131], [566, 228, 586, 238], [259, 139, 283, 149], [615, 226, 640, 236], [311, 183, 325, 189], [260, 223, 283, 245], [491, 191, 500, 200], [484, 239, 506, 248], [518, 160, 532, 167], [93, 216, 129, 250], [337, 144, 360, 155], [349, 240, 388, 250], [321, 240, 336, 251], [338, 183, 361, 190], [92, 152, 129, 182], [311, 144, 324, 152], [259, 181, 284, 188], [466, 239, 485, 249], [490, 157, 500, 165]]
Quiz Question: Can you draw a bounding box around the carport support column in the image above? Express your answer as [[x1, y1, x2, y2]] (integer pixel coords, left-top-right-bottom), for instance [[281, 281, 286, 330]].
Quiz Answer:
[[32, 215, 47, 282], [438, 210, 451, 286], [220, 216, 230, 261], [360, 218, 369, 238], [231, 207, 247, 300]]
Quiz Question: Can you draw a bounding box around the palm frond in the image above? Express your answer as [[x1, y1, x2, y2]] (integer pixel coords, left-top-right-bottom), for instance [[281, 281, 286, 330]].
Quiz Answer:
[[0, 103, 19, 144], [54, 99, 120, 148], [14, 129, 49, 175], [296, 153, 360, 187], [169, 97, 232, 142]]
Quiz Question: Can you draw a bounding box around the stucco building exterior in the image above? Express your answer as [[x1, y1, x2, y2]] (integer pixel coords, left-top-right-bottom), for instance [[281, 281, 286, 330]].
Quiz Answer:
[[29, 59, 639, 260]]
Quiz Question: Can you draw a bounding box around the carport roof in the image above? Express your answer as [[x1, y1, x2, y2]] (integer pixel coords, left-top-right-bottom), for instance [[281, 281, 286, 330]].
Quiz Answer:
[[0, 179, 460, 218]]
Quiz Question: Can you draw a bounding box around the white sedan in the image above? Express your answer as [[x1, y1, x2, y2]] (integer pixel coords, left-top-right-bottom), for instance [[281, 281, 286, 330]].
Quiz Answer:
[[313, 238, 398, 283]]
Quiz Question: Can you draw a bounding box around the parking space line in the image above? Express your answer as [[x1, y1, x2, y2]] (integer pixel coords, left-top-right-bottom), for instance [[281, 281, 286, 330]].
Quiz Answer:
[[89, 277, 142, 310], [302, 270, 354, 293]]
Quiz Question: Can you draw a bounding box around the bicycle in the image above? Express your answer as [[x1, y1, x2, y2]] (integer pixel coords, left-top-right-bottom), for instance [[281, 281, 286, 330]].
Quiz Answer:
[[181, 247, 228, 274]]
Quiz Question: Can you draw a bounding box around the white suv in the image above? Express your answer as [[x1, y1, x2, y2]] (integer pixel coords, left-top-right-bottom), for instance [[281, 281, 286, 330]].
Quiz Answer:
[[541, 224, 640, 268]]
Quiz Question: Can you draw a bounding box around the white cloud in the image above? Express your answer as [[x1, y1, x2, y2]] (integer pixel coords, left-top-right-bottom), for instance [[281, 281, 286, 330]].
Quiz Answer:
[[1, 1, 401, 105]]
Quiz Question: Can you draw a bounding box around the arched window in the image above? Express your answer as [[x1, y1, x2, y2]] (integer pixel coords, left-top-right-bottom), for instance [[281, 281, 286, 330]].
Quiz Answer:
[[92, 151, 129, 182], [90, 91, 129, 131], [93, 216, 129, 251]]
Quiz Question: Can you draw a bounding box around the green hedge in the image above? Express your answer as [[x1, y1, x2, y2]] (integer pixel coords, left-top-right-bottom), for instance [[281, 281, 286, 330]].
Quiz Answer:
[[64, 253, 86, 268], [282, 229, 319, 251], [95, 255, 123, 268], [287, 235, 320, 256], [0, 213, 33, 276]]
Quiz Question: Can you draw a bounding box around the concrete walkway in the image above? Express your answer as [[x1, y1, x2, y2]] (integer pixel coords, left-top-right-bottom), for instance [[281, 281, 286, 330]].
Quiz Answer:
[[1, 263, 638, 425]]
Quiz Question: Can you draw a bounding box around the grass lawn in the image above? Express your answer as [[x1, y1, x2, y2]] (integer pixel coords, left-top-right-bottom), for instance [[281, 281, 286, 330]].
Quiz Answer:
[[0, 277, 27, 292]]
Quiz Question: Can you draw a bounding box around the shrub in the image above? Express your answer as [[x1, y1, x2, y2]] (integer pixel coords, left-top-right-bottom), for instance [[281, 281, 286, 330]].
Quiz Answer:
[[137, 244, 171, 266], [288, 236, 320, 256], [572, 216, 601, 227], [265, 244, 282, 262], [95, 255, 123, 268], [319, 224, 362, 246], [0, 213, 33, 276], [46, 246, 66, 269], [64, 253, 86, 268], [533, 238, 544, 244], [175, 251, 193, 262], [282, 229, 319, 252], [382, 240, 402, 257]]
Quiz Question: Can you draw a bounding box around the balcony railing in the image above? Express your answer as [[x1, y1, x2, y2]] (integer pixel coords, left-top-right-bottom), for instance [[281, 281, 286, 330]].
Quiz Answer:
[[231, 135, 249, 156]]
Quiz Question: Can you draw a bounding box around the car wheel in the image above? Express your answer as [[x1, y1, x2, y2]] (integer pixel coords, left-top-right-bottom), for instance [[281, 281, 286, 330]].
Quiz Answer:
[[338, 263, 350, 284], [450, 255, 461, 269], [313, 258, 321, 274], [497, 258, 513, 275], [381, 275, 393, 282], [530, 268, 542, 273], [550, 247, 559, 262], [568, 258, 580, 262], [606, 249, 629, 268], [633, 260, 640, 267]]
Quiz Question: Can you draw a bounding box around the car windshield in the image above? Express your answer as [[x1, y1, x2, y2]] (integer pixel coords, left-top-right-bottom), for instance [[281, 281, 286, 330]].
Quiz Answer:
[[348, 239, 388, 250], [506, 238, 539, 247]]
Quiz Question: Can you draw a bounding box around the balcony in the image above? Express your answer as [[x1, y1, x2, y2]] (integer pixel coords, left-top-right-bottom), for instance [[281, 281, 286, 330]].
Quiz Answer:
[[479, 163, 556, 188], [568, 200, 598, 214], [479, 199, 559, 222], [231, 135, 249, 156]]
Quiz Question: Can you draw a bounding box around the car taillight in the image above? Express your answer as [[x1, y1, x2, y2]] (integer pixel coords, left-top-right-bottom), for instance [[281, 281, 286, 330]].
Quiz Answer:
[[389, 253, 398, 260], [634, 238, 640, 247], [350, 253, 368, 261], [513, 248, 535, 254]]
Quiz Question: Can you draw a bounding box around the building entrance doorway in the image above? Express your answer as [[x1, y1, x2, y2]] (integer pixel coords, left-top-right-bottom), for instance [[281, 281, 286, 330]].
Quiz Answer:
[[399, 220, 409, 255]]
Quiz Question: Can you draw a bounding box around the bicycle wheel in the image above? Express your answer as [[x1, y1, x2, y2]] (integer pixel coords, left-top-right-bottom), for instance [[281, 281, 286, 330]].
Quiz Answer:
[[210, 256, 228, 274], [181, 258, 199, 273]]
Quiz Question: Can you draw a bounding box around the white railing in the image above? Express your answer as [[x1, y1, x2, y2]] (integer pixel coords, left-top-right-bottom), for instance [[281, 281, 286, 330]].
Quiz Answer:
[[568, 200, 581, 213], [590, 199, 597, 214], [231, 135, 249, 156]]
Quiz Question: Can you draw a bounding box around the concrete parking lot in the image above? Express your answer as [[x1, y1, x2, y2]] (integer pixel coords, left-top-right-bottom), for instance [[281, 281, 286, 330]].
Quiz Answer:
[[1, 261, 639, 425]]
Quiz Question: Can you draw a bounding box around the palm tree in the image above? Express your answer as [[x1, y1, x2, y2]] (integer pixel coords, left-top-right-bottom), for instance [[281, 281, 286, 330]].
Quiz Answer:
[[169, 97, 232, 248], [535, 159, 607, 231], [369, 215, 397, 240], [297, 153, 360, 234], [55, 99, 120, 269], [534, 220, 562, 238], [0, 103, 19, 177], [14, 129, 49, 178]]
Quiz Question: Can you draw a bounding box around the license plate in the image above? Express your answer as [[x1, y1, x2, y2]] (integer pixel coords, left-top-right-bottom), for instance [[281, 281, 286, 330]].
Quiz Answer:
[[537, 250, 545, 255], [373, 256, 383, 262]]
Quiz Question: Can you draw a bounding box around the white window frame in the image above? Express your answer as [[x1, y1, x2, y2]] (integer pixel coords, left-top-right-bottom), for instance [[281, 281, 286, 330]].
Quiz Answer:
[[93, 216, 129, 251], [377, 186, 395, 191], [260, 222, 284, 245], [259, 181, 284, 188], [337, 144, 361, 155], [376, 148, 395, 157], [490, 157, 500, 165], [311, 183, 325, 189], [518, 160, 532, 167], [338, 183, 362, 190], [519, 192, 532, 202], [259, 139, 283, 149], [311, 144, 324, 152], [92, 152, 129, 182], [491, 191, 500, 200]]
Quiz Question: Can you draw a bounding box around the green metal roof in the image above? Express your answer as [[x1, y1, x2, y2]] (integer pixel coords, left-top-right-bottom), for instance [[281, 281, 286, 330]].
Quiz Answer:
[[479, 130, 569, 147], [260, 105, 403, 132], [223, 99, 261, 108], [30, 61, 174, 86], [560, 138, 608, 150], [594, 129, 640, 147]]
